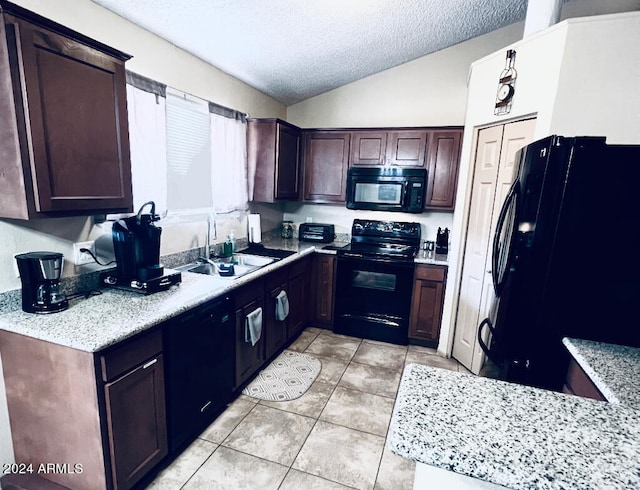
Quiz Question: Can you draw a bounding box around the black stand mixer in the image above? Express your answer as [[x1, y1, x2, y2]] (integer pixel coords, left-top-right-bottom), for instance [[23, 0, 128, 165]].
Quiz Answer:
[[102, 201, 181, 294]]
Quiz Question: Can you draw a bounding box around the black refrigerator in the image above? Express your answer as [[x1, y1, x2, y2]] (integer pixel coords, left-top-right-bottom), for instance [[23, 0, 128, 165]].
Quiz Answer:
[[478, 135, 640, 391]]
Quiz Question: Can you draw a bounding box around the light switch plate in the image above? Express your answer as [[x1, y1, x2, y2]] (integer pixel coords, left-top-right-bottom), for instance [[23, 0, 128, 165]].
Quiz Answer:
[[73, 241, 95, 265]]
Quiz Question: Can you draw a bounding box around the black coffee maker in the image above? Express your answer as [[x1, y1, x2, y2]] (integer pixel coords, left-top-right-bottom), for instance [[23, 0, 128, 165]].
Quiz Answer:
[[15, 251, 69, 313], [109, 201, 181, 293]]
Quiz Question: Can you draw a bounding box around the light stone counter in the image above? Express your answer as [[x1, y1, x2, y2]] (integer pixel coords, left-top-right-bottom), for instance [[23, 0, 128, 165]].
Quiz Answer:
[[0, 247, 314, 353], [389, 363, 640, 490], [562, 337, 640, 407]]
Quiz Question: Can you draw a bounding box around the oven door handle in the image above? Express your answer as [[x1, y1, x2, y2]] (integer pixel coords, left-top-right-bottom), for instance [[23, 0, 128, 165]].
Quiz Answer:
[[339, 313, 401, 328]]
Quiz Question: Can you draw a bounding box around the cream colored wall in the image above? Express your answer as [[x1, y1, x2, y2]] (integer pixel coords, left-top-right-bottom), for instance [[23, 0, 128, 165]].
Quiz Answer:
[[550, 13, 640, 144], [0, 0, 286, 295], [286, 24, 524, 128], [442, 11, 640, 361]]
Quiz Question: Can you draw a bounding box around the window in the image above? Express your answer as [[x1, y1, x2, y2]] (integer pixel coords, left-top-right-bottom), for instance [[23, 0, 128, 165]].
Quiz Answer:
[[125, 74, 248, 219], [166, 88, 213, 212]]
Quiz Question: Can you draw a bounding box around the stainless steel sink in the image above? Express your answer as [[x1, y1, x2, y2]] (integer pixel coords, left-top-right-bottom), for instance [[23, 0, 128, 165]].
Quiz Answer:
[[177, 254, 277, 279]]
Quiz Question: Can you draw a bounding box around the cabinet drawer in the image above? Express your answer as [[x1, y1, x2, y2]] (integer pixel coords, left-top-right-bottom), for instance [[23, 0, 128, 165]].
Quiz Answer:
[[415, 265, 446, 282], [100, 329, 163, 382]]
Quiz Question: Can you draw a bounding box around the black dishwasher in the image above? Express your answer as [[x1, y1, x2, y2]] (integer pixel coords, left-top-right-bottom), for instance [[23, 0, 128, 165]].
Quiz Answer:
[[164, 295, 234, 453]]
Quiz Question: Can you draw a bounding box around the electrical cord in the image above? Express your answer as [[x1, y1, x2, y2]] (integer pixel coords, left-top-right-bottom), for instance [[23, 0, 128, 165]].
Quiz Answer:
[[79, 247, 115, 266]]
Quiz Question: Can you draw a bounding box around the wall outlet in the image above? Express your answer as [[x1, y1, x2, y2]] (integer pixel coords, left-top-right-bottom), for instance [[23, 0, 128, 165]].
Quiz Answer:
[[73, 241, 95, 266]]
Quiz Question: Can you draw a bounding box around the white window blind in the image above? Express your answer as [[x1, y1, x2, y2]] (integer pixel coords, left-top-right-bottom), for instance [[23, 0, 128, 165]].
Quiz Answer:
[[166, 88, 213, 212]]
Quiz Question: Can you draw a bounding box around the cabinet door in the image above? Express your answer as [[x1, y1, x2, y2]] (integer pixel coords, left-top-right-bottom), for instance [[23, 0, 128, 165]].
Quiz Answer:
[[275, 123, 300, 199], [235, 295, 265, 389], [104, 355, 168, 490], [6, 16, 132, 214], [425, 130, 463, 210], [288, 256, 312, 338], [350, 131, 387, 166], [312, 254, 336, 326], [409, 266, 447, 343], [386, 130, 428, 167], [303, 131, 351, 203], [265, 268, 289, 360]]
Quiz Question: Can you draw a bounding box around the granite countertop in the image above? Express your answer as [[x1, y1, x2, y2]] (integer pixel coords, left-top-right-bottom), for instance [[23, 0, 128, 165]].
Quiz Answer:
[[562, 337, 640, 407], [0, 236, 446, 353], [0, 246, 315, 353], [388, 363, 640, 490]]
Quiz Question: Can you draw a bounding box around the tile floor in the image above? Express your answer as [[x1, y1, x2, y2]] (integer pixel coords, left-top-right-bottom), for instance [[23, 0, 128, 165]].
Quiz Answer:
[[148, 327, 466, 490]]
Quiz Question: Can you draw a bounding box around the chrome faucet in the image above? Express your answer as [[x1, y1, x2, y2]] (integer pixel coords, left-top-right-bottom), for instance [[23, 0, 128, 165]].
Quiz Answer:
[[199, 215, 216, 265]]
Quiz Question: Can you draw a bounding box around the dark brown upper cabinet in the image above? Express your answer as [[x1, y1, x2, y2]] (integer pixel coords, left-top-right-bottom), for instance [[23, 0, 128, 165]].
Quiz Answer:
[[424, 130, 462, 211], [247, 118, 301, 202], [386, 130, 429, 167], [302, 131, 351, 203], [350, 131, 387, 166], [0, 2, 133, 219]]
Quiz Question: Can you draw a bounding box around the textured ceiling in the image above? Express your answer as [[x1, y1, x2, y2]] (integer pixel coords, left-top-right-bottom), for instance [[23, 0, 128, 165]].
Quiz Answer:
[[92, 0, 536, 105]]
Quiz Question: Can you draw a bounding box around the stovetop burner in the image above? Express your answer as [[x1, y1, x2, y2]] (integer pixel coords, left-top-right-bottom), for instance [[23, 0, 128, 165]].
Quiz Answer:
[[338, 219, 422, 261]]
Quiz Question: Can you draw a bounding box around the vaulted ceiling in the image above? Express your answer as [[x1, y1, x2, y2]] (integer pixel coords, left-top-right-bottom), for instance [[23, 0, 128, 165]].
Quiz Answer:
[[92, 0, 588, 105]]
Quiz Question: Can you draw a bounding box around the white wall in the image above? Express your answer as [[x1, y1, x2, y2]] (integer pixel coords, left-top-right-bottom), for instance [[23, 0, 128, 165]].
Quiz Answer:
[[286, 24, 524, 129], [0, 0, 286, 295], [283, 203, 453, 243], [550, 14, 640, 143], [443, 11, 640, 362]]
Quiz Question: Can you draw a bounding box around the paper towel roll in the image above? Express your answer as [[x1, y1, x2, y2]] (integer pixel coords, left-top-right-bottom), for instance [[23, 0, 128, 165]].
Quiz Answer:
[[248, 214, 261, 243]]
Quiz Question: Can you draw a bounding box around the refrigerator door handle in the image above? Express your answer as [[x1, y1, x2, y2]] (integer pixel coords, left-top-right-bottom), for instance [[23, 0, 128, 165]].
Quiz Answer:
[[491, 182, 519, 296], [477, 317, 502, 367]]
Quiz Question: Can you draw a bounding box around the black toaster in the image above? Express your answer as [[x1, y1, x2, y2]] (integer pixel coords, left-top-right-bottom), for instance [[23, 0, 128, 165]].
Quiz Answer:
[[299, 223, 335, 243]]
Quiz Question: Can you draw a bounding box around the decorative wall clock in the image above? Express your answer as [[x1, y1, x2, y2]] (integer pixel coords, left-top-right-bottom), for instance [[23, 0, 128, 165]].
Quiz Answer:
[[495, 49, 517, 116]]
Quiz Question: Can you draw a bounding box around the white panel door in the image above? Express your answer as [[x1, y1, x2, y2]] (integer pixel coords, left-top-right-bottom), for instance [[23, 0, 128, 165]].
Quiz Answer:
[[452, 119, 536, 373]]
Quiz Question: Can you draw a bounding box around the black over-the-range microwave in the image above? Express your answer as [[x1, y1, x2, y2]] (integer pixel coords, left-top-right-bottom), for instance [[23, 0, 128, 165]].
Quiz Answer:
[[346, 167, 427, 213]]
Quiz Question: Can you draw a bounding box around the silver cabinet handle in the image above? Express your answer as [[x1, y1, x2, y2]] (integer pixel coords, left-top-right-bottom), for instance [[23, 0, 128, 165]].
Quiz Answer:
[[200, 401, 212, 413], [143, 358, 158, 369]]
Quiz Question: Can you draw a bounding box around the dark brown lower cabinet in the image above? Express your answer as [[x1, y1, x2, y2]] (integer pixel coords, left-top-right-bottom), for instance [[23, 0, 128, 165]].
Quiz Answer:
[[312, 254, 336, 326], [103, 354, 167, 490], [234, 279, 266, 388], [562, 358, 606, 401], [0, 327, 167, 490], [409, 265, 448, 344], [287, 255, 312, 337], [265, 268, 289, 360]]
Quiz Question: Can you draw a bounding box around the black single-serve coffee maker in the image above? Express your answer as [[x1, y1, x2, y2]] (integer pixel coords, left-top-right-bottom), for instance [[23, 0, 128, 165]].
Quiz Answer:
[[15, 252, 69, 313], [105, 201, 181, 294]]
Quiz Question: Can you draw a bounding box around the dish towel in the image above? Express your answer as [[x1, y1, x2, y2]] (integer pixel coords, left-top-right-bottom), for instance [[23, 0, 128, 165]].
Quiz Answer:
[[245, 307, 263, 346], [275, 290, 289, 321]]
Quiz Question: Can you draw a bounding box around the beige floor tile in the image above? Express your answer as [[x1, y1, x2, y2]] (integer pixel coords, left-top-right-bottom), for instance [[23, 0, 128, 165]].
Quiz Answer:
[[313, 354, 350, 385], [305, 333, 361, 361], [147, 438, 216, 489], [259, 379, 335, 418], [198, 397, 256, 444], [305, 326, 326, 335], [405, 350, 459, 372], [184, 446, 288, 490], [222, 404, 315, 466], [293, 420, 385, 490], [352, 341, 407, 372], [339, 362, 402, 398], [407, 344, 438, 355], [319, 386, 394, 436], [289, 329, 321, 352], [280, 469, 356, 489], [374, 444, 415, 490]]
